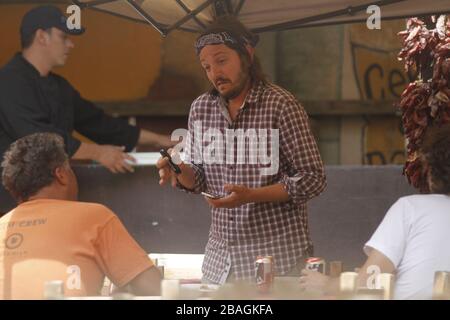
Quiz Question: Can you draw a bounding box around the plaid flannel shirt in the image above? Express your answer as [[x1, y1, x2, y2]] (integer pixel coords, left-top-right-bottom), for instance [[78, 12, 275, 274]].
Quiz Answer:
[[178, 81, 326, 284]]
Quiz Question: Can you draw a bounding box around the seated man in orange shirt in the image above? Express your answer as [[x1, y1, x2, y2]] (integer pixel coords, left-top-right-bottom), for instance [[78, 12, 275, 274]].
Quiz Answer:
[[0, 132, 161, 299]]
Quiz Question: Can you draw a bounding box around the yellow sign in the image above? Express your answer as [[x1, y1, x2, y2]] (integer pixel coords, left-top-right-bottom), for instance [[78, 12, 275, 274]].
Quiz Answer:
[[351, 43, 414, 100]]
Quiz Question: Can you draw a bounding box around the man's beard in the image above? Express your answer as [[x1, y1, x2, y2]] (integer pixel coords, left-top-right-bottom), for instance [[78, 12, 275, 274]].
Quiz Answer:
[[216, 70, 250, 100]]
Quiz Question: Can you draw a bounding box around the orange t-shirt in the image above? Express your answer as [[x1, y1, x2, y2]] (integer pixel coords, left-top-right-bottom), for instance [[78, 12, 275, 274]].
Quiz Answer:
[[0, 199, 154, 299]]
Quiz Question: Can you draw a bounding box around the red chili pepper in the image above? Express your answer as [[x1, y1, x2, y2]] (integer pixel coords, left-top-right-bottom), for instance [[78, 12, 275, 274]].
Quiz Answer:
[[397, 15, 450, 193]]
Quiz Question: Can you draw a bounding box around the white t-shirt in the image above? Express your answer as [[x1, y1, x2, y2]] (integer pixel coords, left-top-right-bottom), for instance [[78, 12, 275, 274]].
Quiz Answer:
[[364, 194, 450, 300]]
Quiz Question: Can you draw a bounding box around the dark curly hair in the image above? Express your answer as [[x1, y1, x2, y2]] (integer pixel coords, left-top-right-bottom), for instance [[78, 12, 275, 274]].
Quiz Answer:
[[1, 133, 68, 202], [421, 124, 450, 194]]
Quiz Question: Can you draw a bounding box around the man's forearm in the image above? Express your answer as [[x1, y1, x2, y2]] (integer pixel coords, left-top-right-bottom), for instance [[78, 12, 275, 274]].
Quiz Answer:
[[138, 129, 173, 147], [138, 129, 158, 145], [249, 184, 290, 203], [129, 266, 162, 296], [72, 142, 99, 161]]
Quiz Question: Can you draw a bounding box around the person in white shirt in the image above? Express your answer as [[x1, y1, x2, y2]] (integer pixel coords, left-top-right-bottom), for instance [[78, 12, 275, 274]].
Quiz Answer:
[[300, 124, 450, 299]]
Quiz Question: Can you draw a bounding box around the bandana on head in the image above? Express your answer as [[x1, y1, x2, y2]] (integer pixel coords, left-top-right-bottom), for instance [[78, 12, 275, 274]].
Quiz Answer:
[[195, 31, 258, 55]]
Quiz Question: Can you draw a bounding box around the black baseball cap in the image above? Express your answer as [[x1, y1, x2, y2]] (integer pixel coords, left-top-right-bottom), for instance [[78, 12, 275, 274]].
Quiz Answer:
[[20, 5, 85, 39]]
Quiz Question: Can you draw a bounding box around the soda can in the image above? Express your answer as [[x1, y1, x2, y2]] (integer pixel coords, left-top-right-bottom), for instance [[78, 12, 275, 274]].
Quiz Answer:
[[255, 255, 274, 293], [305, 257, 326, 274]]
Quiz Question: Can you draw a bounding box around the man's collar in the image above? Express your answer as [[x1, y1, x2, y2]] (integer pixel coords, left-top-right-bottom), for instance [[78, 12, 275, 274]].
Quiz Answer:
[[13, 52, 53, 78], [246, 80, 265, 105], [13, 52, 42, 78]]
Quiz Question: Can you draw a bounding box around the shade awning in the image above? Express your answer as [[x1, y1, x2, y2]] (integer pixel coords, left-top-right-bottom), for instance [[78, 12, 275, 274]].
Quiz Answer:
[[71, 0, 450, 35], [1, 0, 449, 35]]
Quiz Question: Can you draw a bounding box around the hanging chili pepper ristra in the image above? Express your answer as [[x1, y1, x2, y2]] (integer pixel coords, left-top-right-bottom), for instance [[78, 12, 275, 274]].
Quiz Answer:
[[397, 15, 450, 192]]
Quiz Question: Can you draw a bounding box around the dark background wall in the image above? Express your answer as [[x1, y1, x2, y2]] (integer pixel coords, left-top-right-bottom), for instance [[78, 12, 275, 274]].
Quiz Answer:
[[308, 166, 416, 269], [74, 164, 416, 271]]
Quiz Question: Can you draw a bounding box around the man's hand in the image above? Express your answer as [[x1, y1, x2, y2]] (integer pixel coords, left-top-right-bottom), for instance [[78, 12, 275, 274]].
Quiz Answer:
[[95, 145, 136, 173], [205, 184, 253, 208], [299, 269, 330, 293], [156, 148, 197, 190], [156, 148, 179, 187], [72, 142, 136, 174]]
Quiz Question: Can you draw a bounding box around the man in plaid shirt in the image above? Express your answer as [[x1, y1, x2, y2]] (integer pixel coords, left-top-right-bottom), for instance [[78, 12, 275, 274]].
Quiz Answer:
[[157, 17, 326, 284]]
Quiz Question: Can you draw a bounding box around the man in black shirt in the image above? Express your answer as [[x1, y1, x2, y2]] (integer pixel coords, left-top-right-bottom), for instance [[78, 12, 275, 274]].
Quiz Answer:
[[0, 5, 172, 213]]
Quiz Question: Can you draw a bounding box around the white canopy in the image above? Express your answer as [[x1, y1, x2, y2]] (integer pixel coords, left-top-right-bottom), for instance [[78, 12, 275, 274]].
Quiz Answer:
[[1, 1, 449, 35], [71, 0, 450, 35]]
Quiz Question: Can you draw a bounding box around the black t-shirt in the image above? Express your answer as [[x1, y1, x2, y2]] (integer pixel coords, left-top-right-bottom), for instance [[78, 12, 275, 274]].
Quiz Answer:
[[0, 53, 140, 157], [0, 53, 140, 212]]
